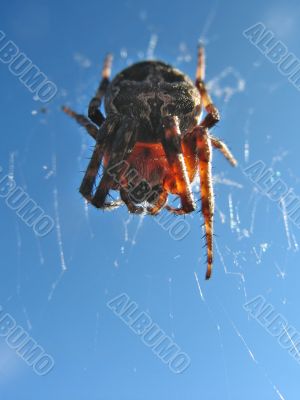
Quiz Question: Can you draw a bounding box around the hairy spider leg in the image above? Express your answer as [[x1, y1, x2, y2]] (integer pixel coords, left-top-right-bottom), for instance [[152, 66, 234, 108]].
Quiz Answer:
[[182, 134, 198, 182], [195, 127, 214, 280], [195, 46, 220, 130], [92, 119, 136, 208], [161, 116, 196, 215], [62, 55, 112, 136], [101, 200, 124, 210], [210, 136, 237, 166], [80, 142, 103, 201], [196, 43, 206, 81], [78, 121, 123, 210], [195, 47, 237, 165], [147, 190, 168, 215], [195, 46, 218, 279], [88, 53, 113, 127], [62, 106, 98, 140], [79, 119, 109, 200], [194, 45, 237, 278], [119, 172, 168, 216], [120, 187, 144, 214]]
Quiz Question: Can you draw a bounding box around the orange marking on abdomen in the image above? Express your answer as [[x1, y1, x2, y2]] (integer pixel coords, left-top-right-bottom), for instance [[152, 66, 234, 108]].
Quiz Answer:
[[127, 142, 170, 185]]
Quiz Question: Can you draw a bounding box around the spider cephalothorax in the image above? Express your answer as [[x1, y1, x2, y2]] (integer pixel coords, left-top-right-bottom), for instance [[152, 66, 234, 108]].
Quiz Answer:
[[63, 46, 237, 279]]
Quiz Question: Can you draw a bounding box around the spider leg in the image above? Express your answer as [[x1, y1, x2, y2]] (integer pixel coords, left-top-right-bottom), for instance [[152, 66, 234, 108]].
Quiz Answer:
[[79, 120, 112, 201], [120, 188, 144, 214], [194, 47, 237, 278], [182, 134, 197, 182], [161, 116, 196, 215], [79, 119, 125, 210], [147, 189, 168, 215], [194, 126, 214, 279], [210, 136, 237, 166], [79, 142, 103, 201], [101, 200, 123, 210], [62, 106, 98, 140], [91, 119, 136, 208], [88, 53, 112, 126], [195, 45, 220, 130]]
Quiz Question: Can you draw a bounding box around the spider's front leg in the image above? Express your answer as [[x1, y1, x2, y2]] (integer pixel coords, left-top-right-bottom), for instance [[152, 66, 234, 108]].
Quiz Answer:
[[79, 121, 110, 201], [88, 54, 113, 127], [79, 120, 123, 210], [120, 187, 144, 214], [147, 189, 168, 215], [161, 116, 196, 215], [91, 119, 137, 209]]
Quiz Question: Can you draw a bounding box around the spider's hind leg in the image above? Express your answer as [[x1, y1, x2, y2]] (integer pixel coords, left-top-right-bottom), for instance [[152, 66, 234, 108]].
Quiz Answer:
[[79, 120, 115, 203]]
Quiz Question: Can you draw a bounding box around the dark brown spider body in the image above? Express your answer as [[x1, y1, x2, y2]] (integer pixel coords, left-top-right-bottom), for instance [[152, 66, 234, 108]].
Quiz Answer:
[[105, 61, 201, 142], [63, 47, 237, 279]]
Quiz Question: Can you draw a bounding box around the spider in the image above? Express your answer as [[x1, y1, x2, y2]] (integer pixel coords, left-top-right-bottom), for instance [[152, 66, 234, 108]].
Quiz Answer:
[[63, 45, 237, 279]]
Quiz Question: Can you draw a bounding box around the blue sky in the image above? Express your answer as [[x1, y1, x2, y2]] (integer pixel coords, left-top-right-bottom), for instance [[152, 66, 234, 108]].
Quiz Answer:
[[1, 0, 300, 399]]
